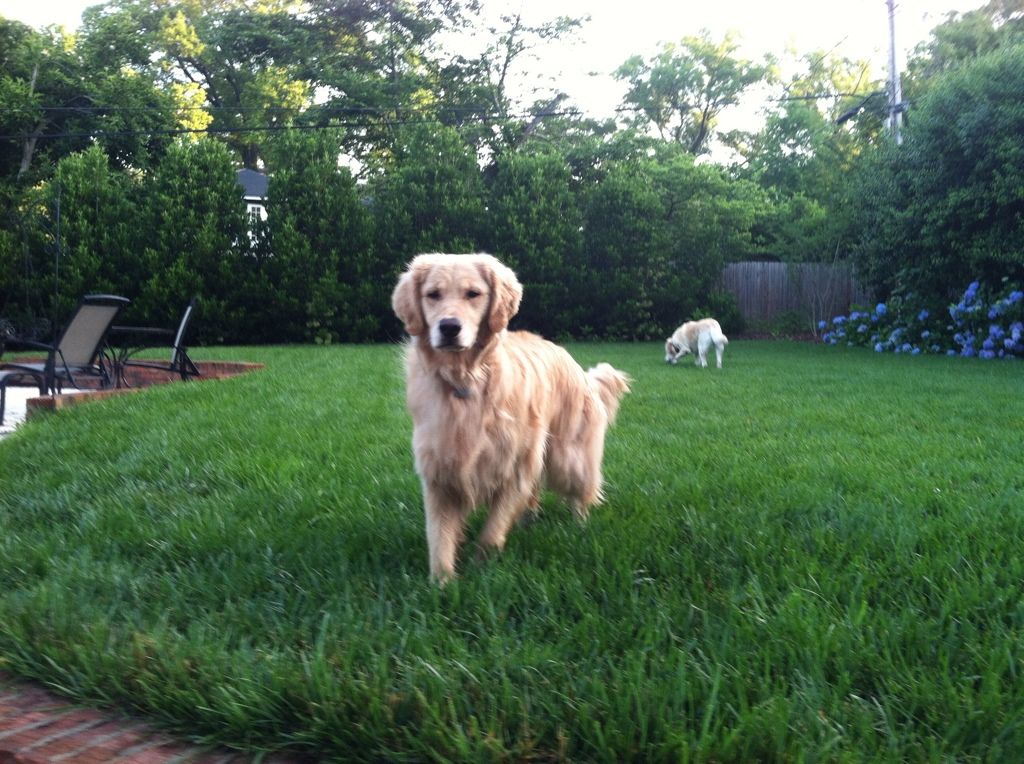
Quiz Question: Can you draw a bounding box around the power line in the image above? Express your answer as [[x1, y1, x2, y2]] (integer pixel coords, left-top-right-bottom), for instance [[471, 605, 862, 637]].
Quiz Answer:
[[2, 89, 880, 119], [11, 104, 535, 115], [0, 108, 586, 142], [0, 88, 886, 143]]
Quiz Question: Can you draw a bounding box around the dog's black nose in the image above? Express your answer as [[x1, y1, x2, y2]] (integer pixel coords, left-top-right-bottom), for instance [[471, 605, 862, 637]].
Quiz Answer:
[[439, 318, 461, 339]]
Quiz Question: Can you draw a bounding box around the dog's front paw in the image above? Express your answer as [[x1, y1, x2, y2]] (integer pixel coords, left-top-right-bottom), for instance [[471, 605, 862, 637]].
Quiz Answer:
[[473, 543, 502, 566]]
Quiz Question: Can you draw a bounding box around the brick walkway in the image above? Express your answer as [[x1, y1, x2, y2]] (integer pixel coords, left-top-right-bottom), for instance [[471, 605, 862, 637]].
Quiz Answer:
[[0, 673, 304, 764]]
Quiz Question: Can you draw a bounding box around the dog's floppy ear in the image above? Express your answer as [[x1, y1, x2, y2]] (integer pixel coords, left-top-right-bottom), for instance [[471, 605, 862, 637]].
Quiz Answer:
[[479, 254, 523, 333], [392, 255, 433, 336]]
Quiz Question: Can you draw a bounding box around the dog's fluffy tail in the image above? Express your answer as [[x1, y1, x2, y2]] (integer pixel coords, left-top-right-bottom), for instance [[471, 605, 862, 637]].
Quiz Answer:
[[587, 363, 631, 423], [711, 321, 729, 346]]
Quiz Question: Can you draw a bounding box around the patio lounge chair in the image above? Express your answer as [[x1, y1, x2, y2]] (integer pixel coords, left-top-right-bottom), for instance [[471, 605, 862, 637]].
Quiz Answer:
[[111, 296, 201, 384], [0, 294, 129, 425]]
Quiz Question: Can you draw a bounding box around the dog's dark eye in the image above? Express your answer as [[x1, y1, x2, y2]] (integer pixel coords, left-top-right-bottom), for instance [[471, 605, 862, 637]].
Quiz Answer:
[[426, 290, 441, 301], [466, 289, 481, 299]]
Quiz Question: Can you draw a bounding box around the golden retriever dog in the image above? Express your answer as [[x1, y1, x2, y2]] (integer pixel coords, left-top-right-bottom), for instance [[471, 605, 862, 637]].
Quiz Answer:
[[664, 318, 729, 368], [392, 253, 631, 582]]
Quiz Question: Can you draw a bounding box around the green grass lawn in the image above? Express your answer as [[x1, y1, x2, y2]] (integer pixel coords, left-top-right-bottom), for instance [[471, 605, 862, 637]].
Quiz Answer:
[[1, 341, 1022, 761]]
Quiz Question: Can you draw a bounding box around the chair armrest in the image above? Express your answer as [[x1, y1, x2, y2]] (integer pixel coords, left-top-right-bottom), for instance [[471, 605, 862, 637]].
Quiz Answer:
[[110, 326, 175, 336], [7, 338, 56, 352], [109, 326, 175, 342]]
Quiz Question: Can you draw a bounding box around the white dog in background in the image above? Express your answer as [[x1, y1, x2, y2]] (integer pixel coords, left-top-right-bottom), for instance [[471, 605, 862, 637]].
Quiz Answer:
[[664, 318, 729, 369]]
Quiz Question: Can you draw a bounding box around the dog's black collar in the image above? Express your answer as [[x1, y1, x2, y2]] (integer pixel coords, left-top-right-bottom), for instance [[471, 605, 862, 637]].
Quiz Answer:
[[438, 376, 471, 399]]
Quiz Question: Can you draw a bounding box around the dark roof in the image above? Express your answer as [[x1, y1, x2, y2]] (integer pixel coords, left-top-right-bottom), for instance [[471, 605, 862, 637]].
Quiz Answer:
[[236, 168, 268, 199]]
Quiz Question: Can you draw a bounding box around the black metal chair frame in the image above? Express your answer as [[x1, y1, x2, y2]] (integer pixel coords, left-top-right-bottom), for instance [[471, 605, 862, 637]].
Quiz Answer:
[[0, 294, 130, 425], [110, 296, 201, 386]]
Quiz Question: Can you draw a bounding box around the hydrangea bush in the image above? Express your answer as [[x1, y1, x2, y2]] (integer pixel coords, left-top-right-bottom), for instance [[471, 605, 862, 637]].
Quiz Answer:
[[821, 280, 1024, 359]]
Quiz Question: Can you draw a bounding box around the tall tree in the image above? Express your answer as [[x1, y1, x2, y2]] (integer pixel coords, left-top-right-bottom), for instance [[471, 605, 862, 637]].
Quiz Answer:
[[848, 45, 1024, 299], [47, 145, 147, 314], [304, 0, 481, 166], [615, 30, 771, 155], [579, 159, 665, 337], [484, 147, 583, 337], [258, 129, 375, 343], [727, 51, 884, 263], [905, 0, 1024, 95], [440, 10, 584, 156], [1, 17, 180, 180], [369, 122, 486, 269], [649, 147, 762, 328], [139, 138, 248, 341], [78, 0, 313, 169], [731, 51, 882, 197]]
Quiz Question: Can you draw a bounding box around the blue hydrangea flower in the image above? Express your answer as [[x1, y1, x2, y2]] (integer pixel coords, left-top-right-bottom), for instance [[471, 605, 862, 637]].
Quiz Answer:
[[1009, 290, 1023, 304], [979, 349, 996, 360], [875, 303, 887, 316], [918, 309, 929, 321], [900, 343, 912, 353], [858, 324, 868, 334], [874, 342, 884, 353], [833, 315, 847, 325], [817, 320, 827, 330]]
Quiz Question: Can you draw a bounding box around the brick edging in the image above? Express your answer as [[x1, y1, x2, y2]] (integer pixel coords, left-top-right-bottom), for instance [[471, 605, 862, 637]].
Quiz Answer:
[[25, 361, 265, 418], [0, 672, 303, 763]]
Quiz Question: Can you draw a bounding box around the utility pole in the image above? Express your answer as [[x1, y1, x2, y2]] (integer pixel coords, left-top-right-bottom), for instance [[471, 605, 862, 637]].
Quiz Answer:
[[886, 0, 904, 144]]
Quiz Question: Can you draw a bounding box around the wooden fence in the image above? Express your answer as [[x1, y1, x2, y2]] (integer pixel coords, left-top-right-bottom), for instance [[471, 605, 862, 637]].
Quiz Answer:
[[720, 261, 873, 329]]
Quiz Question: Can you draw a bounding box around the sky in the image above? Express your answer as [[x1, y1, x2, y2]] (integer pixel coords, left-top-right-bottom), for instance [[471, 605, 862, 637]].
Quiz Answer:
[[1, 0, 990, 121]]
